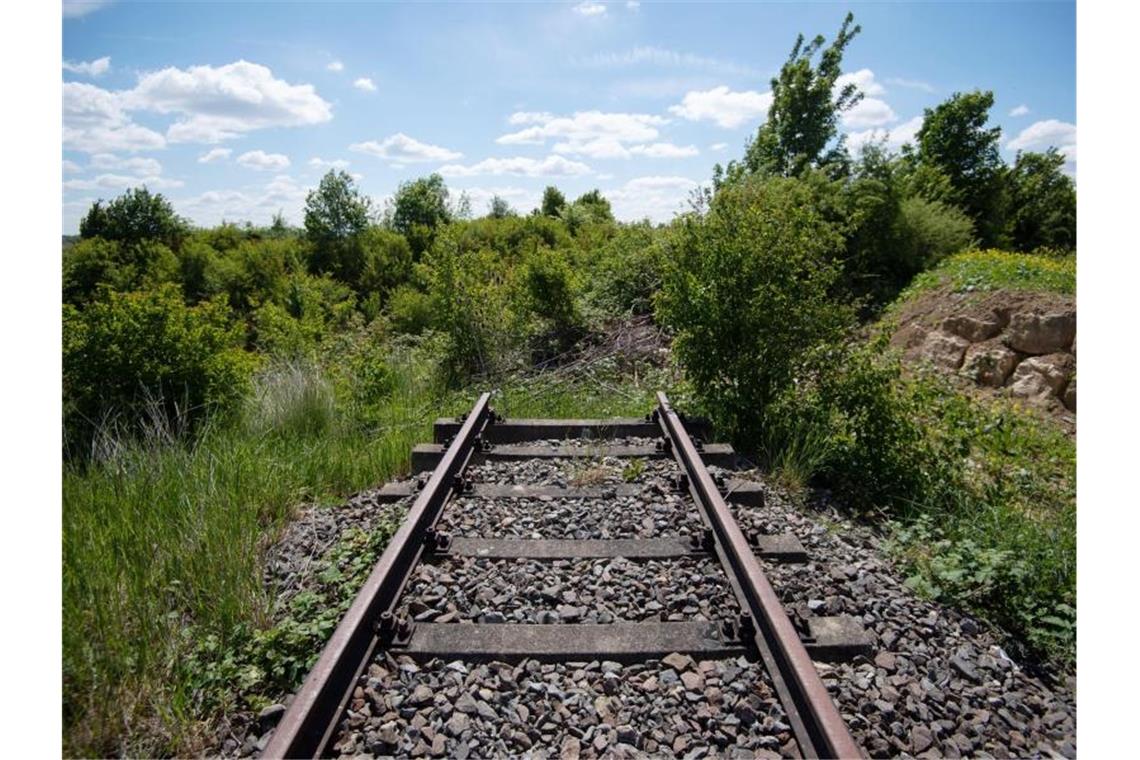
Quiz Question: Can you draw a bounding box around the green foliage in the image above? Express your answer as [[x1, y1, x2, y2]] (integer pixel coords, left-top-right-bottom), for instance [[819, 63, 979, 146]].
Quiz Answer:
[[303, 170, 372, 246], [584, 223, 663, 316], [899, 249, 1075, 299], [63, 286, 255, 453], [541, 185, 567, 217], [893, 195, 976, 274], [488, 195, 516, 219], [391, 174, 452, 252], [1007, 148, 1076, 251], [621, 458, 646, 482], [386, 283, 435, 335], [572, 189, 615, 224], [520, 246, 583, 355], [656, 175, 852, 450], [251, 273, 358, 358], [739, 12, 862, 177], [916, 91, 1008, 246], [80, 187, 188, 250]]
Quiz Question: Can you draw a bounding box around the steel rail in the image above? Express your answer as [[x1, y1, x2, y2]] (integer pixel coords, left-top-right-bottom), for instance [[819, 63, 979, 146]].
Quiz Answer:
[[262, 392, 494, 760], [655, 392, 861, 760]]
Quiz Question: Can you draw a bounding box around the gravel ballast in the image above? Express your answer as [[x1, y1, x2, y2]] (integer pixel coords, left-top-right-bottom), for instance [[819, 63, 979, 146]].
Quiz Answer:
[[219, 435, 1075, 759]]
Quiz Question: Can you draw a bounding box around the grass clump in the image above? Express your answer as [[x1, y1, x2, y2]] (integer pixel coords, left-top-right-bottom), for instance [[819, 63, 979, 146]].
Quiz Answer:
[[900, 249, 1075, 298]]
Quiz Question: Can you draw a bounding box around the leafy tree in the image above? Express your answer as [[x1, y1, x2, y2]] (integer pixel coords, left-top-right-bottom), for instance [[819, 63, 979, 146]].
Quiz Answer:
[[656, 175, 853, 450], [1006, 149, 1076, 251], [488, 195, 516, 219], [540, 186, 567, 217], [739, 12, 863, 178], [79, 187, 188, 249], [303, 170, 372, 246], [573, 189, 614, 222], [916, 90, 1007, 245], [63, 286, 254, 453], [392, 174, 452, 238]]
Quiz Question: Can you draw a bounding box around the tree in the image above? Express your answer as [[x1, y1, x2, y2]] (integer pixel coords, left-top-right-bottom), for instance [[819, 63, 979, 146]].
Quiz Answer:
[[916, 90, 1007, 245], [488, 195, 516, 219], [303, 170, 372, 245], [79, 187, 187, 249], [540, 186, 567, 217], [1006, 149, 1076, 251], [572, 189, 614, 223], [740, 12, 863, 177], [392, 174, 452, 236]]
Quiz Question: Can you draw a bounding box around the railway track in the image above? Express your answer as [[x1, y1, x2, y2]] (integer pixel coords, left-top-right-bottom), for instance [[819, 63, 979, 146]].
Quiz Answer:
[[262, 392, 870, 759]]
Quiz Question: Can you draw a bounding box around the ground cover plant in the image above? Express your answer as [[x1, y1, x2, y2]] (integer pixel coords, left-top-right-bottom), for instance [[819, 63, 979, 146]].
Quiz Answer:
[[62, 11, 1076, 755]]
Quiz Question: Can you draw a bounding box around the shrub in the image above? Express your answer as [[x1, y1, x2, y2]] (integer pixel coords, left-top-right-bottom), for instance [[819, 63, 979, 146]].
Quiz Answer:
[[386, 284, 435, 335], [893, 195, 976, 274], [519, 246, 583, 355], [79, 187, 188, 250], [656, 175, 853, 449], [63, 286, 255, 453]]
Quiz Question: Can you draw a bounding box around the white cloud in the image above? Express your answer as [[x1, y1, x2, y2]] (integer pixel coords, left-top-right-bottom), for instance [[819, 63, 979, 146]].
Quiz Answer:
[[439, 155, 592, 178], [626, 0, 640, 9], [353, 77, 377, 92], [309, 157, 350, 170], [498, 111, 668, 157], [63, 82, 166, 153], [126, 60, 333, 143], [629, 142, 699, 158], [842, 98, 897, 128], [572, 1, 607, 16], [884, 77, 935, 94], [63, 159, 83, 174], [846, 115, 924, 154], [1006, 119, 1076, 152], [327, 61, 345, 72], [173, 174, 308, 227], [577, 46, 760, 77], [350, 133, 462, 163], [63, 0, 113, 18], [607, 176, 703, 222], [1006, 119, 1077, 176], [63, 56, 111, 77], [198, 147, 232, 163], [835, 69, 885, 97], [710, 142, 728, 152], [1009, 104, 1031, 117], [90, 153, 163, 176], [64, 173, 183, 191], [835, 69, 896, 128], [237, 150, 291, 171], [668, 86, 772, 129]]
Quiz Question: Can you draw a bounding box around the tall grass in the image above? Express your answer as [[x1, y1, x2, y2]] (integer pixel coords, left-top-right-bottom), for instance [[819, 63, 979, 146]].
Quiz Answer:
[[63, 355, 434, 757]]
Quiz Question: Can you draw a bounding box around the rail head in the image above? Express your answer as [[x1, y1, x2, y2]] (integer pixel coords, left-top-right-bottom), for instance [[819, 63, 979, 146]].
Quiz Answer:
[[263, 392, 494, 760], [654, 392, 861, 760]]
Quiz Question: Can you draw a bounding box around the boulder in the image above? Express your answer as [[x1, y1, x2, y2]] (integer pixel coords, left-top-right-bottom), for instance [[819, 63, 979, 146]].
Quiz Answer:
[[1008, 353, 1074, 400], [960, 344, 1020, 388], [942, 314, 1002, 343], [918, 330, 970, 370], [1063, 375, 1076, 412], [1003, 310, 1076, 355]]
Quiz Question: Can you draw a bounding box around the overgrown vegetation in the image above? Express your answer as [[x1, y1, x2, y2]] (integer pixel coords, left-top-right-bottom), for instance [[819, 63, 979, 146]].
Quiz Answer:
[[63, 10, 1075, 755]]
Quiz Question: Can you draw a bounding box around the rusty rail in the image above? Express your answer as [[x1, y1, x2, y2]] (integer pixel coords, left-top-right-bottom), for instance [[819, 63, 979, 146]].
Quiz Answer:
[[654, 391, 860, 759], [262, 393, 494, 759]]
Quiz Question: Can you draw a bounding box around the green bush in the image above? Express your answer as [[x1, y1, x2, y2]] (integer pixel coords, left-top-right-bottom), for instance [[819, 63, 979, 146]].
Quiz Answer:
[[656, 175, 853, 449], [386, 284, 435, 335], [63, 286, 255, 453], [893, 195, 976, 274], [519, 246, 583, 355]]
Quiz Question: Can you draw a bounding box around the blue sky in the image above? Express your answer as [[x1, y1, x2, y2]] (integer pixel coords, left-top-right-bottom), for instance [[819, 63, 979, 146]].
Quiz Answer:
[[61, 1, 1076, 233]]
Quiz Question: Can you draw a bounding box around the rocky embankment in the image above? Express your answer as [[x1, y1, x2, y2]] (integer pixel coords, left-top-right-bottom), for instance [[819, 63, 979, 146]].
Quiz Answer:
[[891, 288, 1075, 424]]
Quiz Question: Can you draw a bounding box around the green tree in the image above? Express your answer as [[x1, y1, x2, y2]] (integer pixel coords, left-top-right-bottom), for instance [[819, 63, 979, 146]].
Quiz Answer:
[[739, 12, 863, 178], [916, 90, 1007, 246], [1006, 148, 1076, 251], [303, 170, 372, 246], [63, 286, 254, 452], [79, 187, 188, 249], [570, 189, 614, 224], [656, 175, 853, 449], [392, 174, 452, 237], [488, 195, 516, 219], [540, 186, 567, 217]]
